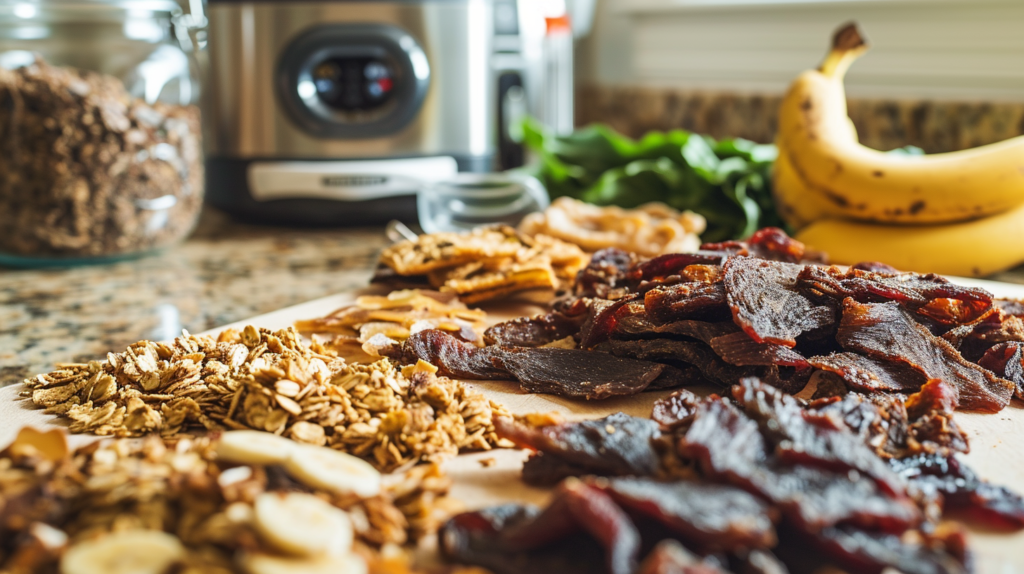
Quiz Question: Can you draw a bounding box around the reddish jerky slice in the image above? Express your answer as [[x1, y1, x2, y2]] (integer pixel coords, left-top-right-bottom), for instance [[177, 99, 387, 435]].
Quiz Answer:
[[723, 257, 835, 347], [499, 346, 669, 399], [700, 227, 805, 264], [575, 248, 639, 299], [495, 413, 663, 482], [630, 252, 726, 284], [579, 295, 643, 349], [392, 330, 671, 399], [808, 352, 926, 393], [994, 298, 1024, 317], [806, 527, 967, 574], [679, 398, 920, 533], [597, 476, 777, 554], [851, 261, 899, 273], [637, 540, 729, 574], [710, 332, 809, 368], [612, 315, 740, 344], [594, 338, 768, 390], [837, 299, 1014, 412], [484, 299, 589, 347], [731, 378, 906, 498], [651, 389, 702, 430], [978, 342, 1024, 399], [503, 481, 642, 574], [798, 266, 992, 325], [385, 329, 506, 379], [644, 282, 730, 325]]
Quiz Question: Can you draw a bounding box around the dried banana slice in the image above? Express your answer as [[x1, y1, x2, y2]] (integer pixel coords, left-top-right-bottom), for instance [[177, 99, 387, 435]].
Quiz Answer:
[[285, 444, 382, 498], [242, 553, 368, 574], [60, 530, 185, 574], [215, 430, 296, 466], [253, 492, 353, 557]]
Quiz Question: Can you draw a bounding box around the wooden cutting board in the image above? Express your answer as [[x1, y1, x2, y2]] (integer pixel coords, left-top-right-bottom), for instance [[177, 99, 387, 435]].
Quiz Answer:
[[3, 277, 1024, 572]]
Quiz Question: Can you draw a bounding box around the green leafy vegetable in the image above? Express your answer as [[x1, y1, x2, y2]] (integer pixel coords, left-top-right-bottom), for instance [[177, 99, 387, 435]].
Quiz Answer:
[[517, 118, 784, 242]]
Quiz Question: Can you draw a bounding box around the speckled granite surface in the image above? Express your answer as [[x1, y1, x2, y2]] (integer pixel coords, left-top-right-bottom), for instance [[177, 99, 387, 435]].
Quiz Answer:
[[0, 209, 388, 388], [576, 84, 1024, 153]]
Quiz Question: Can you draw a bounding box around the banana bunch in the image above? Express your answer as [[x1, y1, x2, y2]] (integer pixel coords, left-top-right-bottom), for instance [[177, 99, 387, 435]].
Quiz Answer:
[[774, 23, 1024, 276]]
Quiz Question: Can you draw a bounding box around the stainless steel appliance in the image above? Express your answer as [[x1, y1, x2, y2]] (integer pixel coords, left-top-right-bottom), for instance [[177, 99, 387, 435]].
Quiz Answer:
[[204, 0, 506, 224]]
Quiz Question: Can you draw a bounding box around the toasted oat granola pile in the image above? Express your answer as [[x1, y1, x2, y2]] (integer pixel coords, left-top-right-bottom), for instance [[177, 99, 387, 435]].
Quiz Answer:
[[0, 428, 455, 574], [24, 325, 510, 471]]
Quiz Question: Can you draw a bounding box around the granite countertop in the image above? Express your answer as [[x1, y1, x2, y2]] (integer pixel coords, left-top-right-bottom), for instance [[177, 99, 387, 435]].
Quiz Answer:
[[0, 208, 390, 388]]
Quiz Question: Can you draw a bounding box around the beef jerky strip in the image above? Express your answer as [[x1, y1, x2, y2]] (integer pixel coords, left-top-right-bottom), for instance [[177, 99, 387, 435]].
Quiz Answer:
[[390, 330, 672, 399], [612, 315, 740, 344], [579, 295, 642, 349], [644, 282, 730, 325], [799, 526, 968, 574], [629, 252, 726, 284], [837, 299, 1014, 412], [495, 413, 662, 485], [438, 494, 636, 574], [723, 257, 835, 347], [807, 352, 926, 393], [890, 454, 1024, 529], [484, 297, 590, 347], [798, 265, 992, 326], [732, 378, 907, 498], [679, 396, 920, 533], [978, 341, 1024, 399], [702, 227, 806, 264], [709, 332, 809, 368], [594, 476, 777, 554], [652, 389, 702, 431], [575, 248, 638, 299], [637, 540, 730, 574]]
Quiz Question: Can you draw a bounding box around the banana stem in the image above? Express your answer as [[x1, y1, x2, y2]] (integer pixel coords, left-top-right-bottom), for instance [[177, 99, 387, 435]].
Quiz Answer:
[[819, 22, 868, 79]]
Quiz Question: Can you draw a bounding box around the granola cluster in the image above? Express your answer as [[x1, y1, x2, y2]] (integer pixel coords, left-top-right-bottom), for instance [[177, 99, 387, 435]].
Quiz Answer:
[[0, 428, 454, 574], [24, 326, 510, 471], [375, 225, 589, 303], [0, 58, 203, 258]]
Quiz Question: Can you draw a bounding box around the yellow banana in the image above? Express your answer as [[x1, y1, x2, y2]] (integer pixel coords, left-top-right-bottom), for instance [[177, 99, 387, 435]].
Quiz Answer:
[[795, 201, 1024, 277], [778, 23, 1024, 224], [771, 140, 842, 230]]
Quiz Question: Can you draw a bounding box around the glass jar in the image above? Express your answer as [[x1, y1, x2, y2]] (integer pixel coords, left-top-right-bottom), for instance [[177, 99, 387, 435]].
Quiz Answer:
[[0, 0, 205, 266]]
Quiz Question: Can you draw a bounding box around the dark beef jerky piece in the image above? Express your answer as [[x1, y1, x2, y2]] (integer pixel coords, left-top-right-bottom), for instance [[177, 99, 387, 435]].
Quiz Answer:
[[679, 397, 920, 533], [438, 484, 642, 574], [500, 481, 642, 574], [891, 454, 1024, 529], [798, 266, 992, 326], [499, 346, 670, 399], [484, 298, 589, 347], [579, 295, 642, 349], [629, 252, 726, 285], [808, 352, 925, 393], [700, 228, 805, 264], [978, 341, 1024, 399], [994, 298, 1024, 317], [851, 261, 899, 273], [644, 282, 731, 325], [521, 452, 595, 486], [732, 378, 906, 497], [836, 299, 1014, 412], [959, 310, 1024, 361], [724, 257, 835, 347], [808, 392, 909, 459], [729, 550, 789, 574], [393, 330, 671, 399], [613, 315, 740, 344], [652, 389, 702, 431], [903, 380, 970, 455], [385, 329, 506, 379], [638, 540, 730, 574], [596, 476, 777, 553], [575, 248, 639, 300], [594, 338, 761, 390], [805, 527, 967, 574], [709, 332, 809, 368], [495, 413, 662, 483]]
